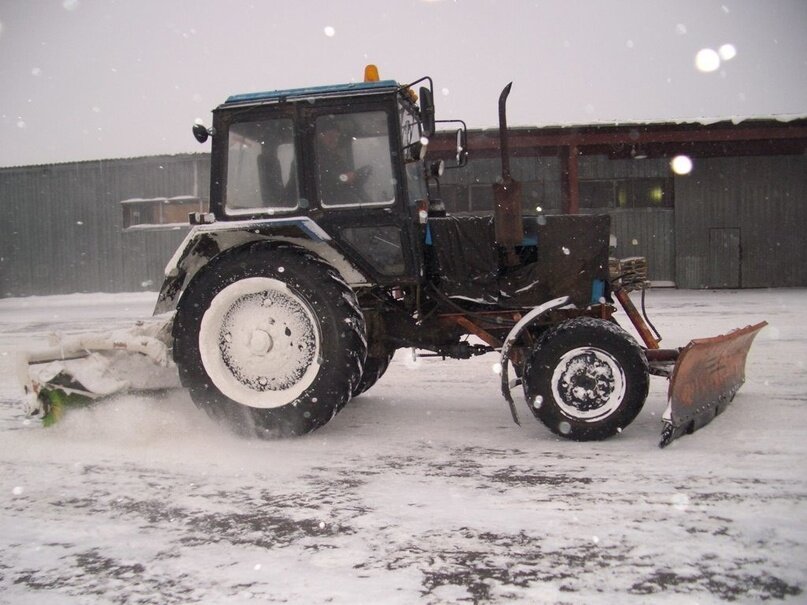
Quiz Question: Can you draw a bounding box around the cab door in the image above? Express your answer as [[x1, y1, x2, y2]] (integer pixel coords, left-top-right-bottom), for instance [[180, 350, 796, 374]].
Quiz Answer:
[[300, 100, 422, 285]]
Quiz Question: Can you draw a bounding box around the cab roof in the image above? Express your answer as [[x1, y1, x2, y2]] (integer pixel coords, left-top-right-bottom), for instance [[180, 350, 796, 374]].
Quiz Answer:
[[224, 80, 400, 106]]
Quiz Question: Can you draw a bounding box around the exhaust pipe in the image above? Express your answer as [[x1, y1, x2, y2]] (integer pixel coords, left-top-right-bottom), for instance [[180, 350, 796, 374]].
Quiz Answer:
[[492, 82, 523, 266]]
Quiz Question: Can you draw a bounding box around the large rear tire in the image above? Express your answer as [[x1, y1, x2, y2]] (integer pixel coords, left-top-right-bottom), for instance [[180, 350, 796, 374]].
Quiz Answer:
[[173, 244, 366, 438], [523, 317, 649, 441], [351, 349, 394, 397]]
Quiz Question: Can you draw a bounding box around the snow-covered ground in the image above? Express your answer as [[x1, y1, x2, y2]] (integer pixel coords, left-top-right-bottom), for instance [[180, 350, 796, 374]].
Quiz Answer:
[[0, 289, 805, 604]]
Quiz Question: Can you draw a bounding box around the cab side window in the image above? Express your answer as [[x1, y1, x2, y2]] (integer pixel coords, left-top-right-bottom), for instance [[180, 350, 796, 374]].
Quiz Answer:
[[314, 111, 395, 207], [226, 118, 298, 213]]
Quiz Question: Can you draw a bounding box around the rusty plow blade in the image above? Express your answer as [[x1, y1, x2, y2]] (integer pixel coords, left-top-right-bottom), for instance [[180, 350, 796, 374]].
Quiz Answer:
[[659, 321, 767, 448]]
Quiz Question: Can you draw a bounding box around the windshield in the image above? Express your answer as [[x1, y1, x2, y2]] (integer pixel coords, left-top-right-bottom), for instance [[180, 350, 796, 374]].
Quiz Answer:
[[225, 118, 298, 214]]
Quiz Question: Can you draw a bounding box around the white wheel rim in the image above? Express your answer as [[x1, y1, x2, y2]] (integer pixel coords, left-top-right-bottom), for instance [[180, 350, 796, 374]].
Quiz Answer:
[[550, 347, 626, 422], [199, 277, 321, 409]]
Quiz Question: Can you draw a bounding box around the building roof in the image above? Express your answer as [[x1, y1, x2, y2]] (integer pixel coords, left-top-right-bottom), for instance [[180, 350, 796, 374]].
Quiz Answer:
[[431, 117, 807, 160]]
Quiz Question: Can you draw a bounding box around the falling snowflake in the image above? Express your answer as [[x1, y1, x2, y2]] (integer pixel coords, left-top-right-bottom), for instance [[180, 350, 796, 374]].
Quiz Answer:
[[323, 26, 335, 37], [719, 43, 737, 61], [695, 48, 720, 73], [671, 155, 693, 175]]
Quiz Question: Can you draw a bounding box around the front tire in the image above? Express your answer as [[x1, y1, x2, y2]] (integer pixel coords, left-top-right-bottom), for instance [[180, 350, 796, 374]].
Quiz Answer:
[[173, 244, 366, 438], [523, 317, 649, 441]]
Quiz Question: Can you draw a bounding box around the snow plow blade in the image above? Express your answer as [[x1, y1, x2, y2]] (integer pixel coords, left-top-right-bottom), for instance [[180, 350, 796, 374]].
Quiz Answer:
[[659, 321, 767, 448]]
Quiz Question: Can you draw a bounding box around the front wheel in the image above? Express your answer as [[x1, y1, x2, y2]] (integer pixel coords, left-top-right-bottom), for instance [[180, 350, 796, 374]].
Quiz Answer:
[[173, 244, 366, 438], [522, 317, 649, 441]]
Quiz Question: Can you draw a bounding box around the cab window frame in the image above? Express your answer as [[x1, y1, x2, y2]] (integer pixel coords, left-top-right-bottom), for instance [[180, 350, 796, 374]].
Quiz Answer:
[[218, 106, 305, 218], [311, 106, 399, 210]]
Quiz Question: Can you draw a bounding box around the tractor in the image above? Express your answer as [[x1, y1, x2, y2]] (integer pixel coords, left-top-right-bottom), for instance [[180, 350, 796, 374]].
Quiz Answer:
[[20, 66, 765, 447]]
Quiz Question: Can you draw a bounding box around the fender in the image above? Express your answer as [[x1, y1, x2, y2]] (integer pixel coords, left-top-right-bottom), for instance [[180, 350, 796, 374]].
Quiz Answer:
[[153, 217, 368, 316], [498, 296, 572, 425]]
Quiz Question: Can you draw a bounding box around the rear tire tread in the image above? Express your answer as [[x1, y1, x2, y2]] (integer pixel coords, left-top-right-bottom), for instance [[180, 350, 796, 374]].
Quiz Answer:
[[173, 243, 366, 438]]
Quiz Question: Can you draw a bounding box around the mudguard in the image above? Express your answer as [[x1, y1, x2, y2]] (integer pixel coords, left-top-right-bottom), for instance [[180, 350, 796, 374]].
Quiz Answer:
[[498, 296, 572, 424], [153, 217, 367, 315]]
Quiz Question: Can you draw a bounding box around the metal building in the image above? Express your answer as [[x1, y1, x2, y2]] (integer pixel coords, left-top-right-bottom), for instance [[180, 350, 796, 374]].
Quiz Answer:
[[0, 154, 209, 297], [1, 118, 805, 297]]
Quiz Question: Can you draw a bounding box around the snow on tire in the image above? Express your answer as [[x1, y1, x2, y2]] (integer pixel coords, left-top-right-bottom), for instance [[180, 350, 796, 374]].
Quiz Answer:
[[173, 244, 366, 438], [523, 317, 649, 441], [198, 277, 321, 408]]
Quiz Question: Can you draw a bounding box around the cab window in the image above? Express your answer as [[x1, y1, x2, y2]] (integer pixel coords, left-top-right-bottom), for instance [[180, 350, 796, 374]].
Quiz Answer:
[[314, 111, 395, 208], [226, 118, 298, 214]]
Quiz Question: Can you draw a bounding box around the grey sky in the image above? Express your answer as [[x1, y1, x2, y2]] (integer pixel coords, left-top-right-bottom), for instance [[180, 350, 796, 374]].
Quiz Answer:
[[1, 0, 806, 167]]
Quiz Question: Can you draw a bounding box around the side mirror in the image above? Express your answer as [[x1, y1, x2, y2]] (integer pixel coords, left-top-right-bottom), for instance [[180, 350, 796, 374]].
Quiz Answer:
[[434, 119, 468, 170], [455, 128, 467, 167], [419, 86, 435, 138], [192, 123, 214, 144]]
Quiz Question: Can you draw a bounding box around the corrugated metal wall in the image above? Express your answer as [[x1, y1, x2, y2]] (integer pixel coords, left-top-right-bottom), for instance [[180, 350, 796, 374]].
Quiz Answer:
[[0, 154, 209, 297], [440, 156, 563, 212], [607, 209, 675, 283], [675, 155, 807, 288], [2, 150, 805, 296], [579, 156, 675, 283], [442, 152, 807, 288]]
